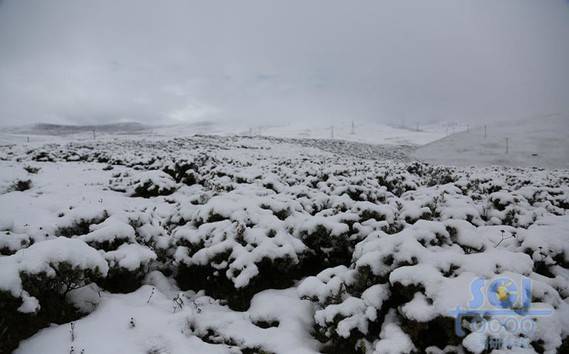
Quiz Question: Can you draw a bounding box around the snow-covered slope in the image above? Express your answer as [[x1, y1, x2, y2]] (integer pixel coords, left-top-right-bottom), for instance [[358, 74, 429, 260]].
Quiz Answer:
[[5, 123, 148, 135], [413, 115, 569, 169]]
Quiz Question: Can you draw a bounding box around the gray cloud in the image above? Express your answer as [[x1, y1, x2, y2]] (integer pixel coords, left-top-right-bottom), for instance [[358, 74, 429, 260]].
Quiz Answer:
[[1, 0, 569, 126]]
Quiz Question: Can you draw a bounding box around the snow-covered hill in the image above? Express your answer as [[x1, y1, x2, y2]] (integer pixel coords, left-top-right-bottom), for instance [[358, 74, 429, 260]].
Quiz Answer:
[[5, 122, 149, 135], [413, 115, 569, 169]]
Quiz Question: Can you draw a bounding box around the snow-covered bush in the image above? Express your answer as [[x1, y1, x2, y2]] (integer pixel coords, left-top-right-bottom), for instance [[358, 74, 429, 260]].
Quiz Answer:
[[290, 214, 354, 270], [162, 154, 214, 186], [174, 208, 306, 309], [0, 238, 108, 353], [300, 214, 569, 353], [9, 178, 32, 192], [78, 215, 136, 251], [377, 168, 419, 196], [55, 208, 110, 238], [110, 170, 178, 197], [100, 243, 157, 293], [0, 230, 32, 255]]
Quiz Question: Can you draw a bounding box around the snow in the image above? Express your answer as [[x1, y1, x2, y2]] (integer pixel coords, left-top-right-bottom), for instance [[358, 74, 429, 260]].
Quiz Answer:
[[519, 215, 569, 265], [15, 285, 320, 354], [15, 237, 109, 277], [105, 243, 157, 271], [413, 115, 569, 168], [0, 237, 108, 314], [1, 133, 568, 353], [462, 332, 487, 353], [372, 310, 416, 354], [79, 215, 136, 247], [232, 121, 448, 146], [314, 296, 373, 337]]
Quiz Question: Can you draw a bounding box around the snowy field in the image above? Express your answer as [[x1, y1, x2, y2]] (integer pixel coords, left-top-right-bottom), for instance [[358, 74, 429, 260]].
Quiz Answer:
[[1, 135, 569, 354]]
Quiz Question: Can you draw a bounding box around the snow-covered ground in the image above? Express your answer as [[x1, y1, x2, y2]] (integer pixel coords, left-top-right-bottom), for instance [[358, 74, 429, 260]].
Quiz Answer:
[[413, 115, 569, 169], [1, 135, 568, 354]]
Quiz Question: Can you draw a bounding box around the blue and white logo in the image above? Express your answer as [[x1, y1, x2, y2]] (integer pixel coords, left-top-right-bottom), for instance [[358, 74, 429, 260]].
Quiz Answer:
[[449, 275, 552, 341]]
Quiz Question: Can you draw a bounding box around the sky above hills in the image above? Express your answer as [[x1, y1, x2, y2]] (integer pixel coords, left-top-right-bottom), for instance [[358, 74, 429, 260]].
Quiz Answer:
[[1, 0, 569, 127]]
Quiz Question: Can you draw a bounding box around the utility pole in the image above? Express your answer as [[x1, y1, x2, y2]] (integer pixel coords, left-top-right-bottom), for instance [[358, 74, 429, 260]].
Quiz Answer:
[[484, 125, 487, 138], [350, 121, 355, 135], [26, 136, 30, 143], [92, 129, 96, 140]]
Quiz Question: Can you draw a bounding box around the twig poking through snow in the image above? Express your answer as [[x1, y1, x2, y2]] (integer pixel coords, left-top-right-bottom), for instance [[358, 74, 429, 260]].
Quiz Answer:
[[146, 287, 156, 304], [172, 294, 184, 313], [70, 322, 75, 342], [495, 229, 516, 247]]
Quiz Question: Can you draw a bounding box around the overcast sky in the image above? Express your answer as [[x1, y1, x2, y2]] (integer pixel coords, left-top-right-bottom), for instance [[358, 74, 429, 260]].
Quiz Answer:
[[1, 0, 569, 127]]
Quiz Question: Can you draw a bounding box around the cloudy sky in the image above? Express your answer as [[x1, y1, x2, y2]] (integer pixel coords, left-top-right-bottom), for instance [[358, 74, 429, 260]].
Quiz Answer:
[[1, 0, 569, 127]]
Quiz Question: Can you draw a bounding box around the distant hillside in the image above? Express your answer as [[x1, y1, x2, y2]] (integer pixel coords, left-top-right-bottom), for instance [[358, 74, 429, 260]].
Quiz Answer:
[[7, 122, 149, 135], [412, 115, 569, 169], [152, 120, 450, 146], [2, 120, 456, 147]]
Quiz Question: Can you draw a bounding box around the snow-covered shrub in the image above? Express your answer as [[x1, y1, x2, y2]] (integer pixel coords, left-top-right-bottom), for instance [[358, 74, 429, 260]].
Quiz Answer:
[[23, 165, 40, 174], [0, 230, 32, 255], [78, 214, 136, 251], [55, 208, 110, 237], [129, 211, 174, 265], [131, 171, 178, 197], [161, 155, 213, 186], [30, 149, 55, 162], [299, 214, 569, 353], [0, 238, 108, 353], [8, 178, 32, 192], [100, 243, 157, 293], [15, 237, 108, 308], [376, 168, 419, 196], [174, 218, 305, 310], [290, 214, 354, 270], [484, 191, 541, 227], [519, 215, 569, 278], [299, 265, 391, 353], [171, 187, 312, 309], [365, 310, 416, 354], [109, 170, 178, 197]]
